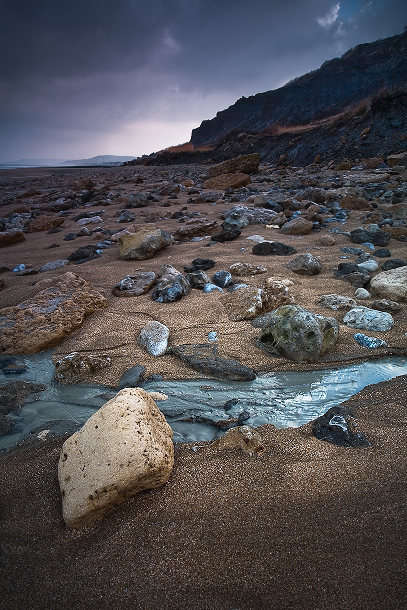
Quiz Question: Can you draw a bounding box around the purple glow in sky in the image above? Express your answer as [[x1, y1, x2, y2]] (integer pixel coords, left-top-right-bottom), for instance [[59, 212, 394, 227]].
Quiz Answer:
[[0, 0, 406, 162]]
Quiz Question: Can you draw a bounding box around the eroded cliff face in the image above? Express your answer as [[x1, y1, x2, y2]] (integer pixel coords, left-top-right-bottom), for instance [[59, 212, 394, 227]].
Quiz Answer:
[[190, 30, 407, 148]]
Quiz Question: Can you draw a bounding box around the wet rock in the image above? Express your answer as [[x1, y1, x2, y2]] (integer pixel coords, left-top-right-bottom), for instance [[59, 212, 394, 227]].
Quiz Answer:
[[252, 241, 296, 256], [317, 294, 357, 310], [353, 333, 387, 348], [350, 227, 390, 246], [213, 425, 265, 454], [172, 218, 219, 241], [184, 270, 210, 289], [259, 305, 339, 363], [112, 272, 156, 297], [0, 381, 47, 435], [230, 262, 267, 276], [58, 388, 174, 527], [286, 253, 322, 276], [54, 352, 112, 385], [211, 228, 241, 242], [280, 217, 313, 235], [119, 225, 173, 260], [28, 215, 65, 232], [370, 266, 407, 301], [203, 173, 251, 190], [208, 153, 260, 177], [382, 259, 406, 271], [152, 275, 190, 303], [312, 406, 370, 447], [371, 299, 402, 313], [117, 364, 146, 390], [183, 258, 215, 272], [172, 343, 256, 381], [343, 306, 394, 332], [0, 272, 108, 354], [212, 270, 233, 288], [137, 321, 170, 356], [0, 229, 26, 248]]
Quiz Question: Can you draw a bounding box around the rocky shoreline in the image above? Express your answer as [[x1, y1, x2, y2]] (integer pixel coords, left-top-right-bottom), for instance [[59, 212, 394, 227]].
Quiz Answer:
[[0, 158, 407, 608]]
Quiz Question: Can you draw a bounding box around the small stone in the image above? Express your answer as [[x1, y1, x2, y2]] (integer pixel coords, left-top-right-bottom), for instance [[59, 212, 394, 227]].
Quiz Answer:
[[113, 272, 156, 297], [212, 271, 233, 288], [137, 321, 170, 356], [354, 288, 371, 299], [286, 253, 322, 276], [353, 333, 387, 348], [213, 425, 265, 454]]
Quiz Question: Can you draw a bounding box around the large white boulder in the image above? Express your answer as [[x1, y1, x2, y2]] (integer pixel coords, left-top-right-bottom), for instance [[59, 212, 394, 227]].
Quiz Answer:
[[58, 388, 174, 527]]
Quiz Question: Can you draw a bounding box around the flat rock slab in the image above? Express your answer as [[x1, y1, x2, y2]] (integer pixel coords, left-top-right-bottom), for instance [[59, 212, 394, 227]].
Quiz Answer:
[[58, 388, 174, 527], [0, 272, 107, 354], [172, 343, 256, 381], [112, 272, 156, 297]]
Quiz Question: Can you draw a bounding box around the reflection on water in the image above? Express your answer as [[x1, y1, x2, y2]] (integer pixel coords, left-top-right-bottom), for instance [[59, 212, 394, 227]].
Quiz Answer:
[[1, 350, 407, 448]]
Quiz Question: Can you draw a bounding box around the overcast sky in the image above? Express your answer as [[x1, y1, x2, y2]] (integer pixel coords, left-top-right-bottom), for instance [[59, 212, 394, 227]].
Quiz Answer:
[[1, 0, 406, 162]]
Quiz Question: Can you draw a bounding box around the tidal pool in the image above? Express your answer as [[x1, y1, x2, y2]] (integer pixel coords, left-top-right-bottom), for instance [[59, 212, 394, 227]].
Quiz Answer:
[[1, 350, 407, 449]]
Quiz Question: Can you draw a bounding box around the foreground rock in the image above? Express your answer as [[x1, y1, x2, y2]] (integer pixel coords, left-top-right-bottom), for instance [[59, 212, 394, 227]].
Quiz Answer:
[[312, 405, 370, 447], [343, 306, 394, 332], [118, 224, 173, 260], [58, 388, 174, 528], [259, 305, 339, 363], [213, 425, 265, 454], [0, 272, 107, 354], [172, 343, 256, 381]]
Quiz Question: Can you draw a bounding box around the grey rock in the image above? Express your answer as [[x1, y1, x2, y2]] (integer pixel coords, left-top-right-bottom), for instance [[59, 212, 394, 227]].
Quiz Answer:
[[286, 253, 322, 275], [317, 294, 357, 310], [112, 272, 156, 297], [152, 275, 190, 303], [116, 210, 135, 223], [184, 270, 210, 289], [382, 259, 406, 271], [354, 288, 371, 299], [259, 304, 339, 363], [137, 321, 170, 356], [39, 259, 70, 273], [172, 343, 256, 381], [343, 306, 394, 332], [212, 270, 233, 288], [252, 241, 297, 256], [119, 225, 173, 260], [125, 192, 151, 208], [117, 365, 146, 389], [370, 299, 402, 313]]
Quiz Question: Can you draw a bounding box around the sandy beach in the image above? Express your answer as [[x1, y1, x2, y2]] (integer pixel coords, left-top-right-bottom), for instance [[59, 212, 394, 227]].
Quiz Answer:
[[0, 164, 406, 609]]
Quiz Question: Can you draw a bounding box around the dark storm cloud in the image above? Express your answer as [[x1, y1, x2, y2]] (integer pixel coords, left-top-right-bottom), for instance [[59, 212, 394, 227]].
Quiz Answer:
[[1, 0, 407, 160]]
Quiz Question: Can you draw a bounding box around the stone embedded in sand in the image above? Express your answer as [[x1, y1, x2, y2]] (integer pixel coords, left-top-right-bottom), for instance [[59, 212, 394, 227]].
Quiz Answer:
[[280, 217, 314, 235], [208, 153, 260, 177], [203, 173, 251, 190], [172, 343, 256, 381], [119, 224, 173, 260], [0, 229, 26, 248], [113, 272, 156, 297], [340, 195, 372, 210], [172, 218, 219, 241], [0, 272, 107, 354], [58, 388, 174, 527], [28, 215, 65, 232], [317, 294, 357, 310], [137, 321, 170, 356], [152, 274, 190, 303], [213, 425, 265, 454], [125, 191, 150, 208], [312, 405, 370, 447], [230, 262, 267, 276], [286, 253, 322, 275], [343, 306, 394, 332], [54, 352, 112, 385], [252, 241, 296, 256], [259, 304, 339, 363], [220, 286, 268, 321]]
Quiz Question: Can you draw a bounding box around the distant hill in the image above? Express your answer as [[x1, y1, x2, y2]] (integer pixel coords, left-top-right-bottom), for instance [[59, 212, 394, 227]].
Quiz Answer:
[[190, 30, 407, 148], [59, 155, 137, 166]]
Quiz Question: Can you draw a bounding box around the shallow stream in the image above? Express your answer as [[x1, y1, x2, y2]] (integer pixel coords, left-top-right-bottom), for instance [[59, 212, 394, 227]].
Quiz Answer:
[[1, 351, 407, 450]]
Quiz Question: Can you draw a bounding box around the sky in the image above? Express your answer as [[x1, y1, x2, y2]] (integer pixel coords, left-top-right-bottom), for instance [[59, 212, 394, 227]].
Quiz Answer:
[[1, 0, 407, 163]]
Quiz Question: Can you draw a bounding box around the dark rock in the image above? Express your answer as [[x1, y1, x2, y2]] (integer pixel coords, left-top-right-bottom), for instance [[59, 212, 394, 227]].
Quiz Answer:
[[370, 299, 402, 313], [382, 259, 406, 271], [152, 275, 190, 303], [374, 248, 391, 258], [335, 262, 359, 276], [2, 364, 28, 375], [63, 233, 77, 241], [112, 272, 156, 297], [67, 245, 100, 263], [211, 228, 241, 242], [172, 343, 256, 381], [183, 258, 215, 272], [259, 304, 339, 363], [116, 210, 135, 223], [208, 154, 260, 177], [350, 227, 390, 246], [184, 270, 210, 289], [312, 405, 370, 447], [117, 365, 146, 390], [125, 192, 151, 208], [223, 398, 239, 411], [252, 241, 297, 256], [0, 357, 18, 370], [341, 247, 364, 255], [212, 271, 233, 288]]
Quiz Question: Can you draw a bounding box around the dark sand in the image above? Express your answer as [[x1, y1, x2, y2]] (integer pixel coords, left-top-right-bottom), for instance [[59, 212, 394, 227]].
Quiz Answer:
[[0, 165, 406, 609]]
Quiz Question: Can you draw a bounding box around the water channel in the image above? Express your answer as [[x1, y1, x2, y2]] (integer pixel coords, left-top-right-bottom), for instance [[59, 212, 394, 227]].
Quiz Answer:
[[1, 350, 407, 450]]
